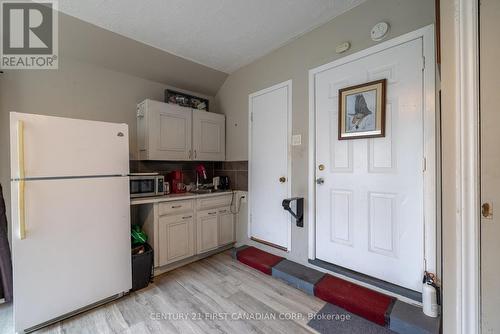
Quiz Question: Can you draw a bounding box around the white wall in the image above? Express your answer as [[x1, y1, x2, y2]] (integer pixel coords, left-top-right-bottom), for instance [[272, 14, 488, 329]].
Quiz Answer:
[[217, 0, 435, 267]]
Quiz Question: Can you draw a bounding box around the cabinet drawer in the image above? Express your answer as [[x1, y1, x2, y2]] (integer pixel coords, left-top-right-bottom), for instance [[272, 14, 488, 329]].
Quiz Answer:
[[197, 194, 232, 210], [159, 200, 194, 216]]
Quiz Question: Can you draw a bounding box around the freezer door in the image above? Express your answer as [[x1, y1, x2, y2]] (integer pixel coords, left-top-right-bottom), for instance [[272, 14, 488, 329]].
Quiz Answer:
[[10, 112, 129, 179], [11, 177, 131, 332]]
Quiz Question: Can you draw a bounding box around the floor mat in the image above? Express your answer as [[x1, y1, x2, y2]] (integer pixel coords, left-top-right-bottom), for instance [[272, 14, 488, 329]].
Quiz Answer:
[[236, 246, 284, 275], [314, 274, 395, 326], [308, 303, 396, 334]]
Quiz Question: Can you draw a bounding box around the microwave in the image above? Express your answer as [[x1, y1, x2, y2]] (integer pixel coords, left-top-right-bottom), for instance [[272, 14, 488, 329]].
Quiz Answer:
[[129, 174, 164, 198]]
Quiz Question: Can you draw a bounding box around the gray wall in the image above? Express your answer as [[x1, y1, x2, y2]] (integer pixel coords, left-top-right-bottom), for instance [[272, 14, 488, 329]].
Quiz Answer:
[[0, 13, 225, 239], [216, 0, 435, 265]]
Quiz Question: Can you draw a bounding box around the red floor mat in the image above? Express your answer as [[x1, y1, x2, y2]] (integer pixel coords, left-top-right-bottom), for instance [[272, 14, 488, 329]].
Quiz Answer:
[[314, 274, 395, 326], [236, 246, 284, 275]]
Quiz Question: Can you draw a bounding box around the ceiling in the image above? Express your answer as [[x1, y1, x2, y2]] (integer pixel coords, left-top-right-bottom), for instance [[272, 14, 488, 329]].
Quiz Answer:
[[58, 0, 367, 74]]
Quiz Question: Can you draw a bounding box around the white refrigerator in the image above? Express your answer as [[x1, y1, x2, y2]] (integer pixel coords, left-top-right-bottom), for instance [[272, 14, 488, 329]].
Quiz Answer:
[[9, 112, 132, 333]]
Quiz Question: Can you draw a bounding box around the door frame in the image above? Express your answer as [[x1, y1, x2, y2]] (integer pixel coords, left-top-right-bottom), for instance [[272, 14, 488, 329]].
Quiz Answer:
[[248, 80, 293, 251], [307, 25, 437, 274], [454, 0, 480, 332]]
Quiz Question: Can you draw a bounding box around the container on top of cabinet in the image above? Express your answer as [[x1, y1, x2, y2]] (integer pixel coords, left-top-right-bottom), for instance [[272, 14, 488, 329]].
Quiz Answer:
[[137, 99, 225, 161]]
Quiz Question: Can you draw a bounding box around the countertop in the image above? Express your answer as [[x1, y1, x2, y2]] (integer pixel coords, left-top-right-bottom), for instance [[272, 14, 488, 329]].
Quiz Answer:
[[130, 190, 234, 205]]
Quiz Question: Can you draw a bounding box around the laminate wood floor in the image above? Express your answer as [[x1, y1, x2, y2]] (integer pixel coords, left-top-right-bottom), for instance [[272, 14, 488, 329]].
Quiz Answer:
[[0, 251, 325, 333]]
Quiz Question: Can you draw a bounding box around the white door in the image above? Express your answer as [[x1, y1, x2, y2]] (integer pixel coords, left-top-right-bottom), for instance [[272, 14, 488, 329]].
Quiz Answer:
[[193, 110, 225, 161], [315, 38, 425, 291], [149, 101, 192, 161], [10, 112, 129, 178], [249, 81, 291, 251], [11, 177, 131, 332], [480, 1, 500, 331]]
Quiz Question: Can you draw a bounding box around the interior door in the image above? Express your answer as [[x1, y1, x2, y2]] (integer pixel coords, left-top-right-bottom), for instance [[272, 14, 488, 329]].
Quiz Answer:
[[480, 0, 500, 331], [249, 81, 291, 251], [315, 38, 425, 291], [149, 101, 192, 161], [192, 110, 225, 161], [11, 177, 131, 332]]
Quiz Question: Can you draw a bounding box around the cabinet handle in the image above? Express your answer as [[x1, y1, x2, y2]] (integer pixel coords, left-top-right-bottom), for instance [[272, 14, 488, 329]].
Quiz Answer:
[[208, 211, 217, 215], [219, 210, 227, 213], [182, 215, 192, 219], [194, 150, 197, 159], [172, 205, 182, 208], [188, 150, 192, 159]]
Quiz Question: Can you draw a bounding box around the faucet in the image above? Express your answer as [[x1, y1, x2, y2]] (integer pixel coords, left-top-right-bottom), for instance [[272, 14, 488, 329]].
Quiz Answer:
[[195, 164, 207, 190]]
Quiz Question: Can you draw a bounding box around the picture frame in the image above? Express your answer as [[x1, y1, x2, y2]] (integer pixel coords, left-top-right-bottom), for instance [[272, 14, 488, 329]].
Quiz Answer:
[[338, 79, 386, 140], [165, 89, 209, 111]]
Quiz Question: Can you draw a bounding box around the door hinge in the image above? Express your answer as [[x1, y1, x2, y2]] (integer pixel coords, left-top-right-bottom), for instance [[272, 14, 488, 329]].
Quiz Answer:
[[250, 112, 254, 122], [422, 157, 427, 172], [421, 56, 426, 70]]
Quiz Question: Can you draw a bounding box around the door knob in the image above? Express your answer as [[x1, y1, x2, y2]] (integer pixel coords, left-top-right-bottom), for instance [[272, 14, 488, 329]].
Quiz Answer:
[[482, 202, 493, 219], [316, 178, 325, 185], [279, 176, 287, 183]]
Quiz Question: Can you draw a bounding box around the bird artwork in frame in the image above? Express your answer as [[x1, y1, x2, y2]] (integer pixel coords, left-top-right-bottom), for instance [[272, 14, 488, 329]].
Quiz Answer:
[[338, 79, 386, 140]]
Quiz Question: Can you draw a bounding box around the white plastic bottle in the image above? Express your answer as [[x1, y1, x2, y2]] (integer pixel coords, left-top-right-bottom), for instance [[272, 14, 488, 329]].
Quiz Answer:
[[422, 282, 439, 317]]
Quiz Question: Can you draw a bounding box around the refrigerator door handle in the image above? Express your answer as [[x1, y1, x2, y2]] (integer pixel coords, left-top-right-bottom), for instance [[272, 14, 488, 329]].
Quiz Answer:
[[18, 120, 26, 240]]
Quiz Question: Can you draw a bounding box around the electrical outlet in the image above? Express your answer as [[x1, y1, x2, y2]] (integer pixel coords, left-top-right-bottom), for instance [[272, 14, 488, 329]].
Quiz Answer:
[[239, 194, 247, 203]]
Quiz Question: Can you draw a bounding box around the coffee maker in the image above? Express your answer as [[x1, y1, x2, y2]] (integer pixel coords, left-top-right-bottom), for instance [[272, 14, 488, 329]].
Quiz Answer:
[[218, 175, 230, 190], [168, 170, 186, 193]]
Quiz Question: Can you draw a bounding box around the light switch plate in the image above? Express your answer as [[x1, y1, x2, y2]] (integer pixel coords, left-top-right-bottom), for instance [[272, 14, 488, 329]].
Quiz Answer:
[[292, 134, 302, 146]]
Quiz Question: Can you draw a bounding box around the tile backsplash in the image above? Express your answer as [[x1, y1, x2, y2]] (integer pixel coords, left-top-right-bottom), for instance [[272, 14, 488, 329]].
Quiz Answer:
[[130, 160, 248, 191], [214, 161, 248, 191]]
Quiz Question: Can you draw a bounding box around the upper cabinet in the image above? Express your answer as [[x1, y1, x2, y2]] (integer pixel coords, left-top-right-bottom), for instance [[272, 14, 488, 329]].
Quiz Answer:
[[192, 110, 225, 161], [137, 99, 225, 161]]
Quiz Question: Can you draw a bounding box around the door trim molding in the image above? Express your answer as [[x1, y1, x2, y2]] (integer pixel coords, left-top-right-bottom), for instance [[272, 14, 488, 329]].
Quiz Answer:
[[308, 25, 437, 272], [455, 0, 480, 332], [248, 80, 293, 251]]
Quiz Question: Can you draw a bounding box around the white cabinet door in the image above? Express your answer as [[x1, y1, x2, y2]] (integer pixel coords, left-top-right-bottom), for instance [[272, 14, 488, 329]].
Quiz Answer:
[[196, 209, 219, 253], [148, 100, 192, 161], [218, 207, 235, 246], [192, 110, 225, 161], [158, 213, 194, 266]]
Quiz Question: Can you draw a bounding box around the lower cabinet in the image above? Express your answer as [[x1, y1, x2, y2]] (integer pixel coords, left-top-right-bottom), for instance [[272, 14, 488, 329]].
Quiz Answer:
[[218, 207, 235, 246], [196, 209, 219, 253], [151, 195, 236, 268], [158, 213, 195, 266]]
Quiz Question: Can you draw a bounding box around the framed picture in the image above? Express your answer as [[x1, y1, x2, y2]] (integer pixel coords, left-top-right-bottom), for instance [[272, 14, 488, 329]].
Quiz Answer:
[[338, 79, 386, 140], [165, 89, 209, 111]]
